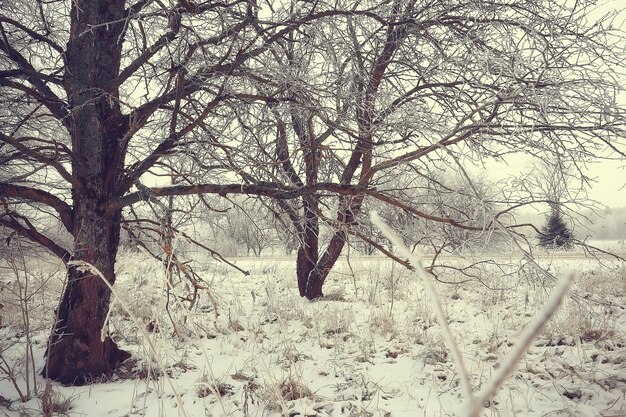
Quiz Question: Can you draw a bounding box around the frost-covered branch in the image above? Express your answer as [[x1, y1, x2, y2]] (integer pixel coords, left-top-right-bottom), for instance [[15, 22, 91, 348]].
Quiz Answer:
[[370, 211, 574, 416]]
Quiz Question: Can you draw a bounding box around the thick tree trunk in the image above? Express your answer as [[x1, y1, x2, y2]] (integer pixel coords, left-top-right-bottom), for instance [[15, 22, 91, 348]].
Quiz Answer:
[[45, 206, 130, 384], [44, 0, 130, 384]]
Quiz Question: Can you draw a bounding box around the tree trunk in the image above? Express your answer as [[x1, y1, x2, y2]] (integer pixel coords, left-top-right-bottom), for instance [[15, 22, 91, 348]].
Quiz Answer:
[[44, 0, 130, 384], [299, 197, 361, 300], [296, 197, 319, 297], [45, 206, 130, 385], [299, 225, 352, 300]]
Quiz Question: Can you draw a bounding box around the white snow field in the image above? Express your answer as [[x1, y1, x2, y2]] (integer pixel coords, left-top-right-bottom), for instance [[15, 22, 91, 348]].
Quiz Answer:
[[1, 249, 625, 417]]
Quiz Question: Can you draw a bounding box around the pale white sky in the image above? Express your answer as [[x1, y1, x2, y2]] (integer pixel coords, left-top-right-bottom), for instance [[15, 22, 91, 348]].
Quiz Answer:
[[482, 158, 626, 208], [569, 1, 624, 207], [593, 1, 626, 207], [483, 0, 626, 208], [578, 161, 625, 207]]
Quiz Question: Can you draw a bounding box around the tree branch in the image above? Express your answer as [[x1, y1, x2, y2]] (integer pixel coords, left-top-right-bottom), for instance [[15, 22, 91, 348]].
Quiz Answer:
[[0, 14, 64, 53], [0, 212, 71, 262], [0, 133, 78, 189], [106, 182, 368, 213], [0, 24, 69, 125], [0, 183, 74, 232]]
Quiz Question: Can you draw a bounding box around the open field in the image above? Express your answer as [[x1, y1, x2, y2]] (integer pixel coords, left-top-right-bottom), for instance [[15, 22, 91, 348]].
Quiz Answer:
[[1, 250, 625, 417]]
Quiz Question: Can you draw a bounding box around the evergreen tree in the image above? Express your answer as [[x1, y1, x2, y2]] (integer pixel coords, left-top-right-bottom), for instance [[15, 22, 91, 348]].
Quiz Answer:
[[539, 210, 573, 249]]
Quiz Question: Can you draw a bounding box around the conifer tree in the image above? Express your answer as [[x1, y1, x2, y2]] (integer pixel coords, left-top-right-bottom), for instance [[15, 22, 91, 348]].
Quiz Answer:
[[539, 209, 573, 249]]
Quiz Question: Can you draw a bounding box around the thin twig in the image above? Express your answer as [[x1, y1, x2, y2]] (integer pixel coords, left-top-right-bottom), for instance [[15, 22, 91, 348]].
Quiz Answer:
[[370, 211, 474, 401], [370, 211, 575, 417], [466, 272, 574, 417]]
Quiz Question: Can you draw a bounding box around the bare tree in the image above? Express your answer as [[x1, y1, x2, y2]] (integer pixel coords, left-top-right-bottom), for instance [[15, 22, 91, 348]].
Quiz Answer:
[[0, 0, 371, 384], [230, 0, 427, 298], [222, 198, 278, 256], [229, 0, 626, 298]]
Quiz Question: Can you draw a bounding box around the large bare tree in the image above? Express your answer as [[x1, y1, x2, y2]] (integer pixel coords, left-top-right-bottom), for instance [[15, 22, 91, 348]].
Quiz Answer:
[[0, 0, 372, 384]]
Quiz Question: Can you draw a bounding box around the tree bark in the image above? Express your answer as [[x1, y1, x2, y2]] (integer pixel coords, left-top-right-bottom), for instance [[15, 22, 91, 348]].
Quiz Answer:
[[296, 197, 320, 297], [299, 197, 358, 300], [44, 0, 130, 384], [45, 206, 130, 384]]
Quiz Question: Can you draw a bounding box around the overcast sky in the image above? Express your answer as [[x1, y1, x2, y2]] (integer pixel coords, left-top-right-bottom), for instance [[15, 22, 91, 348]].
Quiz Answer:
[[485, 0, 626, 209], [481, 158, 626, 208], [578, 0, 625, 207]]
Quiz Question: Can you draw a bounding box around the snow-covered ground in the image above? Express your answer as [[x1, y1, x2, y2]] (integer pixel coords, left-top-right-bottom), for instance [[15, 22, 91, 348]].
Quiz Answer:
[[1, 251, 625, 417]]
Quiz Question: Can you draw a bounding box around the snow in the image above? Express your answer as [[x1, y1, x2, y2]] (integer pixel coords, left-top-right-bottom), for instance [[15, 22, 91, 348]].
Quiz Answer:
[[1, 251, 625, 417]]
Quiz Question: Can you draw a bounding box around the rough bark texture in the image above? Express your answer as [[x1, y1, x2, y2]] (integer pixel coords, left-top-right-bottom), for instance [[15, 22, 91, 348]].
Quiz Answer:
[[44, 0, 130, 384], [45, 209, 130, 384]]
